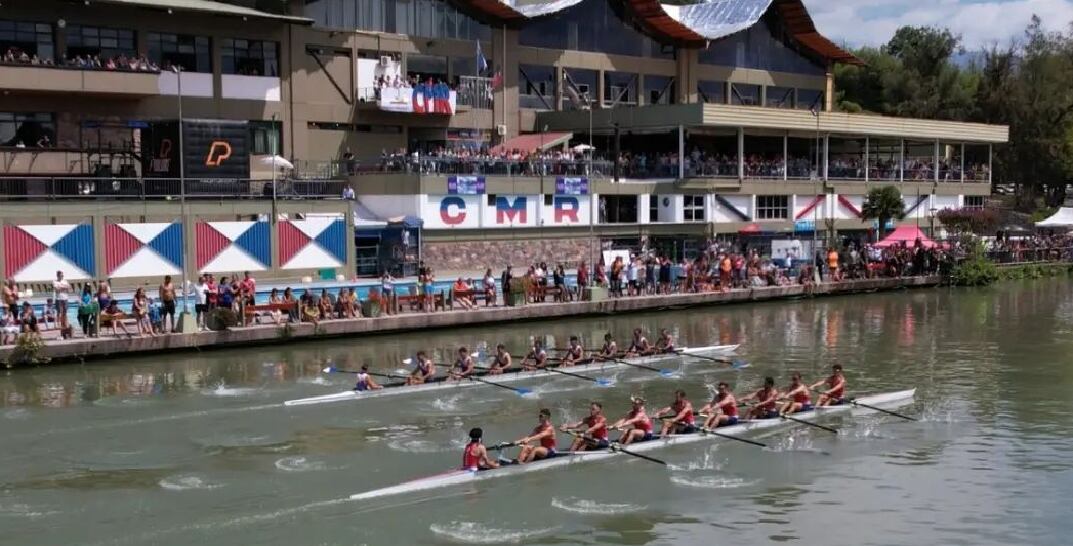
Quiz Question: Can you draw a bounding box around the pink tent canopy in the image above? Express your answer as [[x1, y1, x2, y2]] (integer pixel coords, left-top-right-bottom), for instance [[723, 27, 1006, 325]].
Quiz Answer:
[[874, 225, 937, 248]]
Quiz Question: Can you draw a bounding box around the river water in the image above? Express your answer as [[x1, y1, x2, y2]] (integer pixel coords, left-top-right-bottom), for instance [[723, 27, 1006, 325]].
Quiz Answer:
[[2, 279, 1072, 546]]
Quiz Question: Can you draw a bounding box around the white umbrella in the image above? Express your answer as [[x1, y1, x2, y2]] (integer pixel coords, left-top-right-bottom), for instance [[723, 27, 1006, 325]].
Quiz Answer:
[[572, 144, 596, 153], [260, 155, 294, 170]]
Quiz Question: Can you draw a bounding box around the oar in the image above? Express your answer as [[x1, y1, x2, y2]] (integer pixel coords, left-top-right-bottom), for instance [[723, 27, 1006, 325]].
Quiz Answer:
[[489, 441, 518, 451], [594, 355, 676, 377], [850, 399, 918, 421], [672, 350, 749, 369], [564, 431, 666, 466], [321, 366, 408, 380], [463, 373, 533, 396], [537, 364, 614, 386], [697, 425, 767, 448], [779, 413, 839, 434]]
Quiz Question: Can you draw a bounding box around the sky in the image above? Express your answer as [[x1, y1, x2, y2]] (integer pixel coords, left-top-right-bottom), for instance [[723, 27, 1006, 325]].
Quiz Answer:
[[802, 0, 1073, 49]]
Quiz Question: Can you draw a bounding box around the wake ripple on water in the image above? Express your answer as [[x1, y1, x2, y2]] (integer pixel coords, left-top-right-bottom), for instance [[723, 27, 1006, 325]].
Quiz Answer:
[[274, 456, 328, 473], [0, 503, 60, 518], [296, 376, 334, 386], [550, 497, 646, 515], [3, 408, 31, 420], [429, 521, 559, 544], [158, 475, 223, 491], [387, 437, 467, 454], [201, 384, 262, 397], [669, 475, 758, 490]]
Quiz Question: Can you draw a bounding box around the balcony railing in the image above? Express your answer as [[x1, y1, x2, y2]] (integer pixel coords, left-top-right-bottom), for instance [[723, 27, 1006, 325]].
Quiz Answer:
[[0, 177, 346, 201], [456, 76, 493, 109]]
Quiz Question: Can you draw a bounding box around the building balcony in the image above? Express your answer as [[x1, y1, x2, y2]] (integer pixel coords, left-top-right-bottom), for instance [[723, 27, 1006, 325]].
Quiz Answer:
[[0, 63, 161, 97]]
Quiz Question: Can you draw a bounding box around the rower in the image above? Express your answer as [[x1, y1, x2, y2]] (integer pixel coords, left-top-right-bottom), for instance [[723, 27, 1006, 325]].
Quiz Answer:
[[699, 382, 739, 428], [461, 427, 499, 471], [514, 408, 557, 463], [779, 372, 813, 415], [561, 336, 585, 366], [353, 365, 383, 391], [611, 396, 653, 445], [596, 333, 618, 361], [740, 376, 780, 419], [624, 328, 651, 357], [405, 351, 436, 385], [810, 364, 846, 406], [654, 328, 675, 354], [488, 344, 512, 375], [448, 347, 476, 381], [560, 402, 609, 451], [655, 389, 697, 436], [521, 339, 549, 371]]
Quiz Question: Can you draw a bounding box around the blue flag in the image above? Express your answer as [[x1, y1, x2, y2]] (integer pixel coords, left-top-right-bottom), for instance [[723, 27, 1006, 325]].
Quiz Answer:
[[476, 41, 488, 75]]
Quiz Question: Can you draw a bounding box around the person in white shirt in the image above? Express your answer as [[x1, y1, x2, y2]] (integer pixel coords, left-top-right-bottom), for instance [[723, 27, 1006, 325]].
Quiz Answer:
[[194, 275, 209, 330], [626, 257, 638, 296], [52, 270, 71, 332]]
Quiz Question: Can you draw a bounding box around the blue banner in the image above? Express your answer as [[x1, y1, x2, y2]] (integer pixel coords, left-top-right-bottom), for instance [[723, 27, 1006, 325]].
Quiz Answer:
[[447, 176, 486, 195], [555, 177, 589, 195]]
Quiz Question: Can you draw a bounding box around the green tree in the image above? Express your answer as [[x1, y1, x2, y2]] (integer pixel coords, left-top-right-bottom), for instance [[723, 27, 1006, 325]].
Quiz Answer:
[[862, 186, 907, 239]]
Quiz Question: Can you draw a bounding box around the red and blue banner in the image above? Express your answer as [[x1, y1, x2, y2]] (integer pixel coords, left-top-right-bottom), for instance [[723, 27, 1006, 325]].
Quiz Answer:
[[3, 224, 95, 281], [196, 221, 270, 273], [105, 223, 183, 278], [555, 177, 588, 195], [278, 216, 347, 270]]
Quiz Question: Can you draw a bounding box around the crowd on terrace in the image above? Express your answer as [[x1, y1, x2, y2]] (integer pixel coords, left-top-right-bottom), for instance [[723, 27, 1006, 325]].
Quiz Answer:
[[2, 47, 159, 72]]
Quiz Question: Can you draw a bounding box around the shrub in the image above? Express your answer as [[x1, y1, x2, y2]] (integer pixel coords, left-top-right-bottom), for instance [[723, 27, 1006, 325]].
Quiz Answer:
[[5, 333, 50, 368], [950, 242, 999, 286], [206, 308, 239, 331]]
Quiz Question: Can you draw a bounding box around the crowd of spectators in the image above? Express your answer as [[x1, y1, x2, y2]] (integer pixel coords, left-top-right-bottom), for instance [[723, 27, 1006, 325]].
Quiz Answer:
[[1, 47, 159, 72], [2, 47, 55, 66]]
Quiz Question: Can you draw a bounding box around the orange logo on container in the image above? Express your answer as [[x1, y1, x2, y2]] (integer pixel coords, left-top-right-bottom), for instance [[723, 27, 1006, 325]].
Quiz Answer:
[[150, 138, 173, 173], [205, 141, 233, 166]]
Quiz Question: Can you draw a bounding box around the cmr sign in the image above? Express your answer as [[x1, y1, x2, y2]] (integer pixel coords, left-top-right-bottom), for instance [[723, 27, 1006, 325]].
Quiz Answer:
[[426, 195, 591, 228]]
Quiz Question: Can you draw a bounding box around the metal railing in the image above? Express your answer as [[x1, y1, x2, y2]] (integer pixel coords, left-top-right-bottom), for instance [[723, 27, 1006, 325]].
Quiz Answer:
[[0, 177, 347, 201], [456, 76, 493, 110]]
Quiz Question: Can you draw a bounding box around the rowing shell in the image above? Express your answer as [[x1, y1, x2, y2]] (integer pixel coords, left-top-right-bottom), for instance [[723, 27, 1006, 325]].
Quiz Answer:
[[283, 345, 739, 407], [348, 388, 915, 501]]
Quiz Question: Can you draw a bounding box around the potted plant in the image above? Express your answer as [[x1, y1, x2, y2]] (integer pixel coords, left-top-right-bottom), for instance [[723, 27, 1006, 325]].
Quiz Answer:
[[362, 288, 382, 318]]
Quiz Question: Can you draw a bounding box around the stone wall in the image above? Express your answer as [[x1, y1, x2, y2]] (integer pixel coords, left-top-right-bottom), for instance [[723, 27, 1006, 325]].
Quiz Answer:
[[422, 236, 600, 271]]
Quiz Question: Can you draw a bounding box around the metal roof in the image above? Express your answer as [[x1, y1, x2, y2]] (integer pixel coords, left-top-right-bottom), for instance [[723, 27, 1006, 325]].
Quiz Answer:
[[90, 0, 313, 24]]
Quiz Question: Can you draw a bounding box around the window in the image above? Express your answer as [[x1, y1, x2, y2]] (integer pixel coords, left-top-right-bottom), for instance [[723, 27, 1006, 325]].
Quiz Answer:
[[66, 25, 135, 60], [766, 86, 794, 109], [562, 68, 597, 111], [0, 112, 55, 147], [304, 0, 490, 40], [603, 71, 637, 107], [221, 39, 279, 76], [964, 196, 985, 210], [684, 195, 705, 222], [599, 195, 638, 224], [519, 64, 556, 110], [796, 89, 824, 111], [698, 80, 726, 104], [645, 75, 675, 105], [731, 83, 761, 106], [756, 195, 789, 220], [649, 195, 660, 223], [518, 0, 672, 58], [0, 19, 54, 61], [148, 33, 210, 72], [249, 121, 282, 155]]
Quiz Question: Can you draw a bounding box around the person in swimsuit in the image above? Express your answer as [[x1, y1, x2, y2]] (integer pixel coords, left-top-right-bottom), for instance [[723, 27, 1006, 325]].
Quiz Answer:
[[405, 351, 436, 385], [611, 396, 653, 445], [448, 347, 475, 381], [488, 344, 512, 375], [515, 408, 557, 464], [741, 376, 780, 419], [700, 382, 739, 428], [596, 333, 618, 361], [779, 372, 813, 415], [655, 389, 697, 436], [353, 365, 383, 391], [521, 339, 549, 371], [561, 336, 585, 366], [624, 328, 651, 357], [654, 329, 676, 354], [461, 427, 499, 471], [561, 402, 610, 451], [810, 364, 846, 406]]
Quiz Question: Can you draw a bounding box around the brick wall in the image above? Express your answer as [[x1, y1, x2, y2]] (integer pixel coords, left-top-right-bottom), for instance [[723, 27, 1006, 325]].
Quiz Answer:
[[422, 236, 600, 272]]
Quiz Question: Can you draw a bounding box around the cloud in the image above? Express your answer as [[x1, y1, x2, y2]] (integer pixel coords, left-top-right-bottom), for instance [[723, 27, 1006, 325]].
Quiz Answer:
[[803, 0, 1073, 49]]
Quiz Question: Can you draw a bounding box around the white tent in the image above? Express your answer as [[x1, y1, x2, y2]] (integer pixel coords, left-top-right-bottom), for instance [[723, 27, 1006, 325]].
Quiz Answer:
[[1035, 207, 1073, 228]]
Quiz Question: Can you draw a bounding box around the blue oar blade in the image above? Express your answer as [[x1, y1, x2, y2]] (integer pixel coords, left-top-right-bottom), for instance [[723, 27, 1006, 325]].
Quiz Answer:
[[323, 366, 337, 374], [515, 387, 533, 396], [659, 369, 677, 377], [732, 360, 750, 369], [596, 378, 614, 387]]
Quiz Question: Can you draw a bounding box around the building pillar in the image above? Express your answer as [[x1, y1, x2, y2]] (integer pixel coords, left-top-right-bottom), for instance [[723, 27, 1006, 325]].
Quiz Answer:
[[783, 133, 788, 181], [492, 25, 519, 140], [554, 66, 564, 111], [92, 213, 106, 281], [737, 127, 744, 181], [678, 125, 685, 179], [960, 143, 966, 183], [899, 139, 905, 183], [824, 63, 834, 112], [864, 136, 870, 183], [934, 139, 940, 183]]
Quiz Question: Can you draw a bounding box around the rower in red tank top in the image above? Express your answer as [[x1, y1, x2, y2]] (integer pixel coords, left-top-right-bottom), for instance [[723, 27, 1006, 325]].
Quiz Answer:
[[779, 372, 813, 415], [655, 389, 697, 436], [612, 396, 654, 445], [700, 382, 740, 429], [461, 428, 498, 471], [514, 408, 557, 464], [561, 402, 610, 451], [811, 364, 847, 406]]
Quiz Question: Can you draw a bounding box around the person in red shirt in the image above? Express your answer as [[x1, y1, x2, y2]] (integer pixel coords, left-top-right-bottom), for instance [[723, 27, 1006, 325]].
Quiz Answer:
[[611, 396, 653, 445], [561, 402, 609, 451], [240, 271, 256, 303], [741, 376, 780, 419], [811, 364, 846, 406], [514, 408, 557, 464], [700, 382, 739, 428], [779, 372, 813, 415], [205, 274, 218, 310], [461, 427, 498, 471], [655, 389, 697, 436]]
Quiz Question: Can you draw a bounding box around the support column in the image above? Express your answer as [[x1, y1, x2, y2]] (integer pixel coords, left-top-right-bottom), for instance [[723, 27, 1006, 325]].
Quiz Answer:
[[934, 139, 940, 183], [737, 127, 744, 181], [988, 144, 993, 185], [492, 25, 519, 139], [824, 63, 834, 112], [864, 136, 870, 183], [678, 125, 685, 180], [899, 139, 905, 183], [554, 66, 564, 111], [960, 143, 966, 183], [783, 133, 788, 181]]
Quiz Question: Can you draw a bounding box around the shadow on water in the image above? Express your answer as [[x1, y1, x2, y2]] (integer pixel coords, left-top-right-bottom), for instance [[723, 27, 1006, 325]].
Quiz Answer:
[[7, 468, 175, 491]]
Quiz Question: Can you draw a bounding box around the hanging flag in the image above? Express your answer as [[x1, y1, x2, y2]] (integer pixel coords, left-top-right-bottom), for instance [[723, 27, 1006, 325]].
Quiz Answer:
[[490, 70, 503, 90], [476, 41, 488, 75]]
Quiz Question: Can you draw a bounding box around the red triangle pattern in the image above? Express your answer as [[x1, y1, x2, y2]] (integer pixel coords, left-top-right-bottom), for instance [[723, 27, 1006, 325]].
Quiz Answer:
[[105, 224, 144, 275], [277, 221, 312, 267], [3, 225, 47, 278], [196, 223, 231, 271]]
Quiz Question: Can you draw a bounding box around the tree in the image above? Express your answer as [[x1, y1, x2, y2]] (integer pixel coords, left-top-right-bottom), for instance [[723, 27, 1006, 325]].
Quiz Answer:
[[862, 186, 907, 239]]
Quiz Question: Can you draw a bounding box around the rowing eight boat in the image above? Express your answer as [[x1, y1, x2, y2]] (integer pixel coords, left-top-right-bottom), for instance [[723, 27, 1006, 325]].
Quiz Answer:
[[283, 345, 740, 407], [347, 388, 915, 501]]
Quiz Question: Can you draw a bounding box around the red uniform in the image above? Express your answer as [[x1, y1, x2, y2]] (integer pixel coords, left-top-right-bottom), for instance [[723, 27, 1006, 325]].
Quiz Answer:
[[793, 389, 811, 404], [827, 377, 845, 399], [717, 394, 738, 417], [536, 423, 557, 450], [673, 400, 695, 425], [462, 442, 481, 469], [630, 409, 652, 432], [585, 415, 608, 441]]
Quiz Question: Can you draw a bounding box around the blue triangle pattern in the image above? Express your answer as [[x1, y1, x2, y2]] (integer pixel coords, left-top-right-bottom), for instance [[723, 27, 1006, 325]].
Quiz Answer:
[[148, 223, 184, 268], [52, 224, 96, 277], [235, 221, 271, 267], [314, 219, 347, 265]]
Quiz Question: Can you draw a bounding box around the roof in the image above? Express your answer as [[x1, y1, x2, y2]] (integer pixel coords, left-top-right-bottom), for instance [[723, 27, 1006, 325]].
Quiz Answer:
[[875, 226, 937, 248], [490, 132, 574, 154], [91, 0, 313, 24], [1035, 207, 1073, 228]]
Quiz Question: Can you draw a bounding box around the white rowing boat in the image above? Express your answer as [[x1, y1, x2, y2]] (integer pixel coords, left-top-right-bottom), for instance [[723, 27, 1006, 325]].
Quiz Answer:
[[348, 388, 915, 501], [283, 345, 740, 407]]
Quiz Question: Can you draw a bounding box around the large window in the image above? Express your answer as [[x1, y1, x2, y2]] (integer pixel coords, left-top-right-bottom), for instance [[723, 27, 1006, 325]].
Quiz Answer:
[[731, 83, 761, 106], [756, 195, 789, 220], [249, 121, 281, 155], [0, 19, 53, 61], [645, 75, 675, 105], [519, 64, 556, 110], [519, 0, 673, 58], [599, 195, 638, 224], [604, 71, 637, 107], [65, 25, 135, 60], [684, 195, 705, 221], [562, 68, 597, 111], [304, 0, 490, 41], [1, 112, 55, 148], [222, 39, 279, 76], [649, 195, 660, 223], [964, 196, 985, 209], [766, 86, 794, 109], [699, 16, 823, 76], [698, 80, 726, 104], [148, 33, 210, 72], [796, 89, 824, 111]]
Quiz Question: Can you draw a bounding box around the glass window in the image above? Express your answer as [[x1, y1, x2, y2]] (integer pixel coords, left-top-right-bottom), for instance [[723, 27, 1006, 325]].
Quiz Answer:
[[766, 86, 794, 109], [731, 83, 761, 106], [0, 19, 54, 62], [645, 75, 675, 105], [221, 38, 279, 76], [519, 64, 556, 110], [796, 89, 824, 111], [603, 71, 637, 107], [649, 195, 660, 223], [964, 196, 985, 209], [519, 0, 672, 58], [756, 195, 789, 220], [599, 195, 638, 224], [249, 121, 282, 155], [148, 33, 210, 72], [562, 67, 597, 111], [699, 17, 823, 76], [684, 195, 705, 221], [407, 54, 447, 83], [315, 0, 489, 40], [698, 80, 726, 104], [65, 24, 135, 61], [0, 112, 55, 147]]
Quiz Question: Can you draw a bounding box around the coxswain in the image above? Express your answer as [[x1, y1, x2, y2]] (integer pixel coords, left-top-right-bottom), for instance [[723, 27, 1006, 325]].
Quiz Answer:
[[461, 427, 498, 471], [596, 333, 618, 361], [353, 364, 383, 391], [560, 402, 610, 451], [740, 376, 780, 419], [448, 346, 476, 381], [810, 364, 846, 406], [779, 372, 813, 415], [521, 339, 549, 371], [561, 336, 585, 366], [405, 351, 436, 385], [624, 328, 651, 357], [655, 389, 697, 436], [514, 408, 557, 463], [654, 328, 676, 354], [488, 344, 512, 375], [611, 396, 653, 445], [699, 382, 739, 428]]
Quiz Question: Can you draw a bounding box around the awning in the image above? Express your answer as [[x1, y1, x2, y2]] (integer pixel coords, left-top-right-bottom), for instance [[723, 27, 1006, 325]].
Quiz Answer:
[[1035, 207, 1073, 228], [490, 132, 573, 154], [875, 226, 938, 249]]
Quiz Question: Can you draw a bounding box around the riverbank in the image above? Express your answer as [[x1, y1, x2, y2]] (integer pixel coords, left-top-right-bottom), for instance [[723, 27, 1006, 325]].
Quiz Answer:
[[0, 276, 940, 366]]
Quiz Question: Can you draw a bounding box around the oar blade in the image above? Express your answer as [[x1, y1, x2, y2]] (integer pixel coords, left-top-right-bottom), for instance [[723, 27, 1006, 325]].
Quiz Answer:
[[322, 366, 336, 374], [595, 378, 615, 387], [514, 387, 534, 396]]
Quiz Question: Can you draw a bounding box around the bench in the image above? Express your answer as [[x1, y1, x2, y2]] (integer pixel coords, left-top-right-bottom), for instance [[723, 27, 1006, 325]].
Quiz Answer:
[[395, 291, 445, 313], [449, 289, 494, 309], [532, 285, 567, 303], [242, 302, 297, 325]]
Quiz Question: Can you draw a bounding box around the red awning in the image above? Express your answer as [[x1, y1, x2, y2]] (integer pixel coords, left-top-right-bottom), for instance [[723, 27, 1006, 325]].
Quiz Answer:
[[875, 226, 937, 248]]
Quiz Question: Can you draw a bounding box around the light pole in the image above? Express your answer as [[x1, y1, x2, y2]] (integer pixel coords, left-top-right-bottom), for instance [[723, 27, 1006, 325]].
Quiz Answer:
[[271, 112, 278, 225], [811, 108, 821, 281], [174, 66, 193, 333]]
